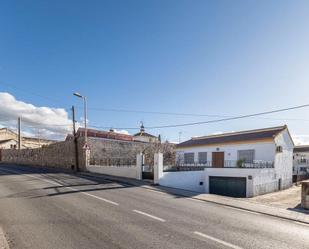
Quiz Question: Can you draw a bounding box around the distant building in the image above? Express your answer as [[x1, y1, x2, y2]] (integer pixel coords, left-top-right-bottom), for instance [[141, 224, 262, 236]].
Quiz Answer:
[[133, 124, 159, 143], [293, 145, 309, 181], [0, 128, 56, 149], [73, 125, 160, 144], [73, 128, 134, 142]]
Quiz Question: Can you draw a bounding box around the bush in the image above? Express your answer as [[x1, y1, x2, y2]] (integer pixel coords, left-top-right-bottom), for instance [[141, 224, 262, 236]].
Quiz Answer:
[[237, 159, 245, 168]]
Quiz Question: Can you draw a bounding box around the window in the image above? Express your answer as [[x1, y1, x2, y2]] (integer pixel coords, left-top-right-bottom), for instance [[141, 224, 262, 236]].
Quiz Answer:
[[276, 146, 283, 153], [184, 153, 194, 164], [238, 150, 255, 163], [300, 156, 306, 163], [198, 152, 207, 164]]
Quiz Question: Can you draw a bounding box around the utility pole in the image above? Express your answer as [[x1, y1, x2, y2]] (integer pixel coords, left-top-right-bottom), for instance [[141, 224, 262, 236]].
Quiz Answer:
[[72, 105, 76, 136], [178, 131, 182, 144], [18, 117, 21, 150], [72, 106, 79, 172], [73, 92, 88, 148]]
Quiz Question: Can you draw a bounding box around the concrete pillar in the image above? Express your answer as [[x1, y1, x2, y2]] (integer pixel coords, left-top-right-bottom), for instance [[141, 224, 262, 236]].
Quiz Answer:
[[301, 181, 309, 209], [154, 153, 163, 184], [136, 153, 143, 180]]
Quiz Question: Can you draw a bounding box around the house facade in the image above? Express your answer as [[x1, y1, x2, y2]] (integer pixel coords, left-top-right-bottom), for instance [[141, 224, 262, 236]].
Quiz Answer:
[[0, 128, 56, 149], [293, 145, 309, 181], [175, 125, 294, 197]]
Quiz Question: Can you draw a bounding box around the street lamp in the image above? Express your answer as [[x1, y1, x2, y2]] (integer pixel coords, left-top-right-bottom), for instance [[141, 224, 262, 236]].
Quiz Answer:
[[73, 92, 88, 147]]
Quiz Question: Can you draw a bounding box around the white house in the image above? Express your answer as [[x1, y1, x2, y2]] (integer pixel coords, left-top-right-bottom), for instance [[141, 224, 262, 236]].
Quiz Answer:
[[293, 145, 309, 181], [174, 125, 294, 197]]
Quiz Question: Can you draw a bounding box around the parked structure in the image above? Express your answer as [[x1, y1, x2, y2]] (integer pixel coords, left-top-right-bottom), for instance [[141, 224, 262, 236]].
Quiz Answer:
[[169, 125, 294, 197], [293, 145, 309, 181], [0, 128, 56, 149]]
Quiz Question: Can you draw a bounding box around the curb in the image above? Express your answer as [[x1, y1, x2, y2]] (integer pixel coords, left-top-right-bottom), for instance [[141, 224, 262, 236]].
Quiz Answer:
[[79, 172, 309, 226]]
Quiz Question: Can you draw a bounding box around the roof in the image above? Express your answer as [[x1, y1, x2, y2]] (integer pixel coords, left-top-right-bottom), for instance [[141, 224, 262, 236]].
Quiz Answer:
[[133, 132, 157, 138], [177, 125, 287, 148], [294, 145, 309, 153], [0, 138, 16, 144], [77, 128, 134, 141]]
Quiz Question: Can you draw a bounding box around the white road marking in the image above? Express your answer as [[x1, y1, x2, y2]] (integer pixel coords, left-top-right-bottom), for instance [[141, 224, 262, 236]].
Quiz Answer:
[[194, 231, 243, 249], [66, 186, 119, 206], [0, 168, 119, 206], [133, 209, 166, 222]]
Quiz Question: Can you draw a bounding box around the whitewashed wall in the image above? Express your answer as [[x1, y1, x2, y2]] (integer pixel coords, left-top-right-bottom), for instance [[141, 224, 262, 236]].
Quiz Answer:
[[274, 129, 294, 189], [176, 141, 276, 165], [87, 165, 142, 179], [87, 154, 143, 180], [204, 168, 277, 197], [159, 171, 205, 192]]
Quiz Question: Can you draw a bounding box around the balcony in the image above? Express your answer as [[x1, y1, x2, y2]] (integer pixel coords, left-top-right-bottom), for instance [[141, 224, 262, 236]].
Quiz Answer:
[[296, 159, 309, 165]]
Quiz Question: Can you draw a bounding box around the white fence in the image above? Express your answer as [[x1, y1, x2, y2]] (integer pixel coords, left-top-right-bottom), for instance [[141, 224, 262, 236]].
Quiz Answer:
[[87, 154, 143, 180], [159, 170, 205, 192]]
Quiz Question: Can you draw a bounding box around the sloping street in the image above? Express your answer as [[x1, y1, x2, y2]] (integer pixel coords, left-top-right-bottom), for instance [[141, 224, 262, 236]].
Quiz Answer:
[[0, 164, 308, 249]]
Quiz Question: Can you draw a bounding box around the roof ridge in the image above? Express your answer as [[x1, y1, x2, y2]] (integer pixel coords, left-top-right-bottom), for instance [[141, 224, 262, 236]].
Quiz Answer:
[[191, 125, 286, 141]]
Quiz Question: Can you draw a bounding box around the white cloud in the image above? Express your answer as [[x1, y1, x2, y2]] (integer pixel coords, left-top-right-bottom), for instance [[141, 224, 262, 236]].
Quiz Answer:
[[292, 135, 309, 146], [113, 129, 130, 135], [0, 92, 73, 139]]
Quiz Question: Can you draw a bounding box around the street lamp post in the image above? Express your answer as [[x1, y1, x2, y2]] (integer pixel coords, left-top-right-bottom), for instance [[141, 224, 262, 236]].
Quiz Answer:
[[73, 92, 88, 147]]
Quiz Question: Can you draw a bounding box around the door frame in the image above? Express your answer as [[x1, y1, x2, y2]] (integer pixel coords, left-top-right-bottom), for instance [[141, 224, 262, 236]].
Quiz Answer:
[[212, 151, 225, 168]]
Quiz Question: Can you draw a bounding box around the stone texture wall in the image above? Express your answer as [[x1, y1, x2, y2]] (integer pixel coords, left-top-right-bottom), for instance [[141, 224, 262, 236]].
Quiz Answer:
[[0, 138, 87, 171], [88, 137, 175, 166], [0, 136, 175, 171]]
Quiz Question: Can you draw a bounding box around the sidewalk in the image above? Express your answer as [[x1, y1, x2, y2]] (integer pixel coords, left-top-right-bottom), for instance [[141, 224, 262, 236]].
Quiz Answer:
[[80, 172, 309, 224]]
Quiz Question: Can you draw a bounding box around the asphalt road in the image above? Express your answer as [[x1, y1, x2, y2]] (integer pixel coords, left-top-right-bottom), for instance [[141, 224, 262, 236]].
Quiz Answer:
[[0, 164, 308, 249]]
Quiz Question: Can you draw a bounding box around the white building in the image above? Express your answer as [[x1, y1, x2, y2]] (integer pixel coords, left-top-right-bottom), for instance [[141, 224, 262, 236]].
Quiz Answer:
[[293, 145, 309, 181], [174, 125, 294, 197], [133, 124, 159, 143]]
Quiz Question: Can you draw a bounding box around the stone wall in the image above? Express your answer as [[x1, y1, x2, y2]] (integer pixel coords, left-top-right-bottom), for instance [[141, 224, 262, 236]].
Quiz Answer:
[[0, 138, 87, 171], [87, 137, 175, 166], [0, 136, 175, 171]]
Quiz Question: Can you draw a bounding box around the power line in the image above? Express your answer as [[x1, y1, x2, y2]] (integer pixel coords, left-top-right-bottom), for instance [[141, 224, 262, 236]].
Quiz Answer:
[[88, 103, 309, 130], [144, 104, 309, 129], [80, 106, 309, 122]]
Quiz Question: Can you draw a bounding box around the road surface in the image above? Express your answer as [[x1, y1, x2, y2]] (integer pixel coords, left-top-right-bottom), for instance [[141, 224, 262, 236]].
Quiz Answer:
[[0, 164, 308, 249]]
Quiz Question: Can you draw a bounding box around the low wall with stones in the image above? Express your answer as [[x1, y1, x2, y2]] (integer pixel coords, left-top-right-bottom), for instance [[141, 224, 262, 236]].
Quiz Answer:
[[0, 136, 175, 172], [0, 138, 87, 171], [87, 137, 175, 167]]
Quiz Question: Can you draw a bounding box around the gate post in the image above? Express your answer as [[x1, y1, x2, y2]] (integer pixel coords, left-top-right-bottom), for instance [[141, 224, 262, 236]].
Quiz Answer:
[[154, 153, 163, 184], [136, 153, 143, 180]]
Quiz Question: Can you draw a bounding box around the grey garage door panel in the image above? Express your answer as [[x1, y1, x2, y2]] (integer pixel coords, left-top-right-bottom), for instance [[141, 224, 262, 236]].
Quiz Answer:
[[209, 176, 247, 198]]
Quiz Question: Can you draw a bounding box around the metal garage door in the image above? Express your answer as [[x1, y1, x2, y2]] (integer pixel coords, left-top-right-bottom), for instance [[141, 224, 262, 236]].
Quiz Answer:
[[209, 176, 246, 198]]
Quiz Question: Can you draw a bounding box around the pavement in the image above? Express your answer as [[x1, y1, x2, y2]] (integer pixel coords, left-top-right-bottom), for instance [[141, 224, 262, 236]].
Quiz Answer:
[[81, 171, 309, 224], [0, 164, 309, 249]]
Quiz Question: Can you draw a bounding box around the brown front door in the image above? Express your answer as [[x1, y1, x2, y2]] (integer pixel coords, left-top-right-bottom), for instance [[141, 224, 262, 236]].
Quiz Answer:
[[212, 152, 224, 168]]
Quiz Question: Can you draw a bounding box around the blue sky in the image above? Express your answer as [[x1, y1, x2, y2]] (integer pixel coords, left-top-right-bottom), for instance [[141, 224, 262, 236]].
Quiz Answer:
[[0, 0, 309, 143]]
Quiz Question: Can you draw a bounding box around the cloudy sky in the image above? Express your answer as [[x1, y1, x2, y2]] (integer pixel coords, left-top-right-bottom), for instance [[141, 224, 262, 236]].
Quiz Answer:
[[0, 92, 73, 139], [1, 1, 309, 143]]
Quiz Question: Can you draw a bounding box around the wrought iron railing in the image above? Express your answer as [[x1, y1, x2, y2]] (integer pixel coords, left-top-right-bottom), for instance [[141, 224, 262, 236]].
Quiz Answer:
[[90, 157, 136, 167], [296, 159, 309, 165], [164, 160, 274, 172]]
